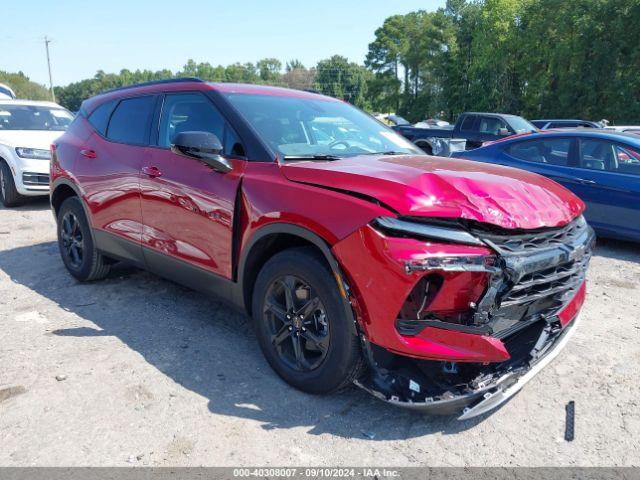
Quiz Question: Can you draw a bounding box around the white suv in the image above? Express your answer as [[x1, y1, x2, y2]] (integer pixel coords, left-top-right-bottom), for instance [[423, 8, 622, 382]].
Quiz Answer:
[[0, 100, 74, 207]]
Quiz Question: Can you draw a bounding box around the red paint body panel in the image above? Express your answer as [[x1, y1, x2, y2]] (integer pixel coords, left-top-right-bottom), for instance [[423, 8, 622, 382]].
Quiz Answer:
[[57, 118, 145, 244], [239, 162, 390, 251], [139, 149, 244, 278], [332, 224, 508, 362], [281, 155, 584, 230]]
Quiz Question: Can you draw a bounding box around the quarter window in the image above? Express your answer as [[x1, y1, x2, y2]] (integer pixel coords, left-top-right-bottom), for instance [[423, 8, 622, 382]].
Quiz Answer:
[[578, 139, 615, 171], [505, 138, 571, 165], [106, 96, 155, 145], [88, 100, 116, 136]]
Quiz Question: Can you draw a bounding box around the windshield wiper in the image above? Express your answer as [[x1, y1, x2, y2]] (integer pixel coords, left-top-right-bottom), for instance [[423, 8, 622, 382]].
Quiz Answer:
[[282, 154, 342, 162]]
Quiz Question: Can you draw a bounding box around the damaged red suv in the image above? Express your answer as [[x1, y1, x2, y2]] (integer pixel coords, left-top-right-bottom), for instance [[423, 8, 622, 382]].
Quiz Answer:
[[51, 79, 594, 419]]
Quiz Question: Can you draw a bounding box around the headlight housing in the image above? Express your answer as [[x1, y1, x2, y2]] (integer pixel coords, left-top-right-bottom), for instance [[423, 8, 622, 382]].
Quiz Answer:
[[372, 216, 498, 274], [15, 147, 51, 160], [372, 216, 485, 247]]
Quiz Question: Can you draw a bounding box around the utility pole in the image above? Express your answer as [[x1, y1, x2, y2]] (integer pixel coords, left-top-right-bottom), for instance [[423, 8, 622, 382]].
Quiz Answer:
[[44, 36, 55, 102]]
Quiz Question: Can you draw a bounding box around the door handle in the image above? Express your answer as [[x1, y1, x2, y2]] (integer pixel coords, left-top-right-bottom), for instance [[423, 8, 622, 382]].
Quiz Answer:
[[80, 149, 97, 159], [142, 166, 163, 178], [577, 178, 596, 185]]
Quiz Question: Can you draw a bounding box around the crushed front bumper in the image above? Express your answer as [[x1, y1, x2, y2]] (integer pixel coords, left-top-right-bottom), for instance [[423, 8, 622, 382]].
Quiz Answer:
[[355, 312, 581, 420], [334, 215, 593, 419]]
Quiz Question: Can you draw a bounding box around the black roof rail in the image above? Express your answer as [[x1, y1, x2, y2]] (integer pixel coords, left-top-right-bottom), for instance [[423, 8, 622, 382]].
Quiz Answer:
[[100, 77, 204, 94]]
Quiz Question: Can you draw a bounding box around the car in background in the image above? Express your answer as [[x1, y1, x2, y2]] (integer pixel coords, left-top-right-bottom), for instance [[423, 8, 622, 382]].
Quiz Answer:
[[393, 112, 537, 154], [0, 83, 16, 100], [531, 119, 603, 129], [374, 113, 411, 127], [605, 125, 640, 136], [413, 118, 451, 129], [452, 129, 640, 242], [0, 100, 74, 206]]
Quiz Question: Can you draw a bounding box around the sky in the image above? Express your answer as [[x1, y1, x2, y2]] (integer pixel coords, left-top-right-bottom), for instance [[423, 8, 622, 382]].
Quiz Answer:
[[2, 0, 446, 87]]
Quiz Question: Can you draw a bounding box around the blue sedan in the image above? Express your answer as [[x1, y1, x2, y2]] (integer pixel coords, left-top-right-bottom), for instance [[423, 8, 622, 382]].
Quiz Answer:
[[452, 130, 640, 242]]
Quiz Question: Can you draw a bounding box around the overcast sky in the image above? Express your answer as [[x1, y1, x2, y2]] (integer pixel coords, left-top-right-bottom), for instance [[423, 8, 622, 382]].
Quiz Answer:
[[2, 0, 446, 87]]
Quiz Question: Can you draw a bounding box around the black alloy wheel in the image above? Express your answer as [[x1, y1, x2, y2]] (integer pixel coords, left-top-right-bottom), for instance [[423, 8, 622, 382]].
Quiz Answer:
[[56, 196, 111, 281], [60, 212, 84, 269], [263, 274, 330, 371], [252, 247, 365, 394]]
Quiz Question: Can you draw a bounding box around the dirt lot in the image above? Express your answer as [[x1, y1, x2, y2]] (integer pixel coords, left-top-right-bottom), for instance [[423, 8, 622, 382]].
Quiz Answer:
[[0, 198, 639, 467]]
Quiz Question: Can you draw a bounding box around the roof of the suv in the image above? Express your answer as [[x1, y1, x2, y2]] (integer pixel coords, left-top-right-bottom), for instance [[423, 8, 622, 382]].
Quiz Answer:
[[82, 78, 337, 115]]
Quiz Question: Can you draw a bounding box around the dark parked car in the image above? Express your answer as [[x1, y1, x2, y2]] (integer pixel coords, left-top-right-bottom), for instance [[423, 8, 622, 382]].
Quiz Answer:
[[531, 119, 603, 130], [393, 112, 537, 154], [50, 79, 593, 419], [452, 130, 640, 242]]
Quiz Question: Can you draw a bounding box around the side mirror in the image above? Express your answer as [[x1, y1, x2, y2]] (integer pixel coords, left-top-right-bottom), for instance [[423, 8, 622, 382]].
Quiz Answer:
[[171, 131, 232, 173], [498, 127, 510, 136]]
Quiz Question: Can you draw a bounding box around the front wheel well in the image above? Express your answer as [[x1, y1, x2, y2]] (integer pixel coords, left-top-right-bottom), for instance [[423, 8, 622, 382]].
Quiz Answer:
[[241, 232, 331, 316], [51, 184, 78, 217]]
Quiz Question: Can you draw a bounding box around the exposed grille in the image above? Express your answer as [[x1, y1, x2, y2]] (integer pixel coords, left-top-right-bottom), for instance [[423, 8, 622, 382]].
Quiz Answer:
[[502, 255, 590, 308], [22, 172, 50, 186], [471, 216, 588, 254], [474, 216, 594, 338]]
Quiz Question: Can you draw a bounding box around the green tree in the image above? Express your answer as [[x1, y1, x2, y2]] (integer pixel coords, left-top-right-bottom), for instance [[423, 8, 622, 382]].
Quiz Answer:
[[0, 71, 51, 101], [315, 55, 373, 109], [256, 58, 283, 83]]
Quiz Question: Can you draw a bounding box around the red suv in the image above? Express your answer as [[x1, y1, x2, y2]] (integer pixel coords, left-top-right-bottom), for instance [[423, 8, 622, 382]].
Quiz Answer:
[[51, 79, 594, 419]]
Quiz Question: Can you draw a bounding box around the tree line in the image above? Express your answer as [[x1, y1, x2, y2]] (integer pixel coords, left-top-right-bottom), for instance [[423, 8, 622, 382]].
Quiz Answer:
[[4, 0, 639, 123]]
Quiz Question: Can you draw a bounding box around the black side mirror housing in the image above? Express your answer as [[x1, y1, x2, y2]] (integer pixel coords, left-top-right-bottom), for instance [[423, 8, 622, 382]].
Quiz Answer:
[[171, 131, 232, 173]]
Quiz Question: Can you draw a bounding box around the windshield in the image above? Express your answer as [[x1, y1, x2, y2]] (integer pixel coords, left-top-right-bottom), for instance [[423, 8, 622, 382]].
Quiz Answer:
[[508, 116, 538, 134], [0, 104, 74, 131], [223, 93, 421, 158]]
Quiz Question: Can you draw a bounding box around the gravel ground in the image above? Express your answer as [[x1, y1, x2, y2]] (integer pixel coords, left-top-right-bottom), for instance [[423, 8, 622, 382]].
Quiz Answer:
[[0, 198, 639, 467]]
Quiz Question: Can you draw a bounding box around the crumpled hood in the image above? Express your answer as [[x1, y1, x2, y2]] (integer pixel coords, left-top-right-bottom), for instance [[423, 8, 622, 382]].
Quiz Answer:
[[280, 155, 584, 230], [0, 130, 64, 149]]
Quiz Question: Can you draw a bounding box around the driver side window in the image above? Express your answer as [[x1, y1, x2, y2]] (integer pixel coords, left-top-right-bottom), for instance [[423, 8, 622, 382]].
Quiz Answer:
[[159, 93, 225, 148]]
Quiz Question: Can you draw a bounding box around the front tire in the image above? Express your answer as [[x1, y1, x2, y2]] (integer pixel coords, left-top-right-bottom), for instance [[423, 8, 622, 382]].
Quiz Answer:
[[0, 160, 25, 207], [57, 197, 111, 281], [252, 247, 364, 394]]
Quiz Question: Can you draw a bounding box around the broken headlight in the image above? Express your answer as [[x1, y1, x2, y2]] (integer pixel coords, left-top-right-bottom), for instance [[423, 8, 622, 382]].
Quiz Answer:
[[404, 254, 499, 274], [371, 216, 497, 274], [372, 216, 485, 246]]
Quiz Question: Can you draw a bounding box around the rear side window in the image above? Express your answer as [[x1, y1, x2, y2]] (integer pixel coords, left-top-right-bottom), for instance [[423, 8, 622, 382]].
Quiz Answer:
[[87, 100, 116, 136], [106, 96, 155, 145], [505, 138, 571, 165], [578, 139, 614, 171], [460, 115, 475, 131]]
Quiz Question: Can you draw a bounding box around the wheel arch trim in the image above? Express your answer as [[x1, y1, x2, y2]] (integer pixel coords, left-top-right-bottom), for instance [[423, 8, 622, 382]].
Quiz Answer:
[[236, 222, 357, 334], [50, 178, 96, 243]]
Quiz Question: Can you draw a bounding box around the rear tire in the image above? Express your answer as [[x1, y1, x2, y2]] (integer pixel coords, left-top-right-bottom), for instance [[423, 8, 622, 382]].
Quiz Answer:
[[0, 160, 25, 207], [252, 247, 364, 394], [57, 196, 111, 281]]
